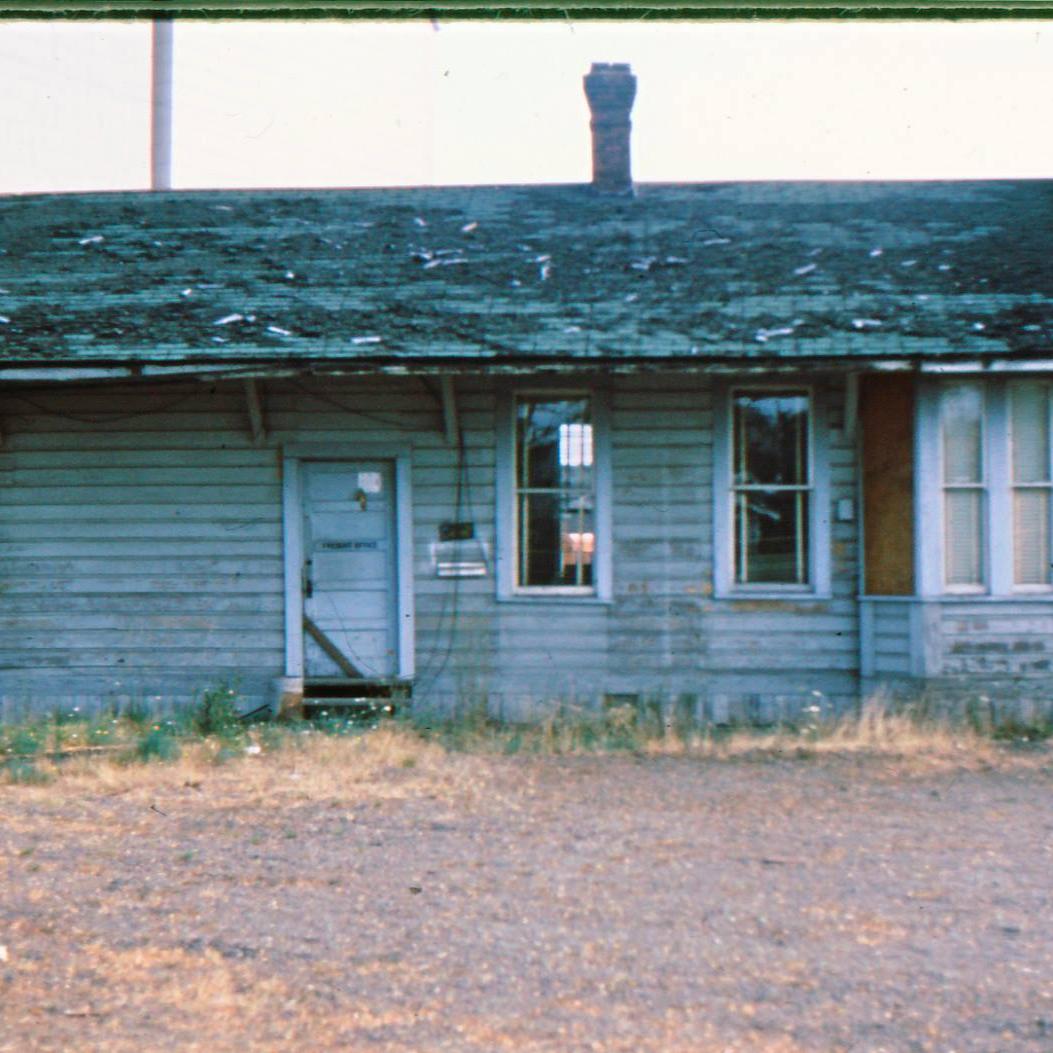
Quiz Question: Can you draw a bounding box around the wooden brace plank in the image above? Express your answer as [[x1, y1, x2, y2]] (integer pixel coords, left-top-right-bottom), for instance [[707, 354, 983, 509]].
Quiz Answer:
[[440, 375, 459, 447], [303, 615, 364, 679], [243, 378, 266, 445]]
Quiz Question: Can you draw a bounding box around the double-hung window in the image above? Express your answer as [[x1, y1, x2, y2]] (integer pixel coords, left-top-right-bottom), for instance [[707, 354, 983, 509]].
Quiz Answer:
[[497, 391, 611, 600], [732, 389, 811, 586], [715, 385, 830, 597], [940, 383, 986, 589], [932, 379, 1053, 594], [1010, 382, 1052, 588]]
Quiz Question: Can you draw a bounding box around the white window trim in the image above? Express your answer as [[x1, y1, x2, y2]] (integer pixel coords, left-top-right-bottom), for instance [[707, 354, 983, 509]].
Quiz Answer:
[[495, 388, 612, 603], [713, 382, 832, 600], [919, 378, 1053, 597]]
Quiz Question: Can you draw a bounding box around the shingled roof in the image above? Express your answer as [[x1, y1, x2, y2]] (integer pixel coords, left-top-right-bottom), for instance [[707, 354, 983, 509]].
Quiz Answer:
[[2, 179, 1052, 375]]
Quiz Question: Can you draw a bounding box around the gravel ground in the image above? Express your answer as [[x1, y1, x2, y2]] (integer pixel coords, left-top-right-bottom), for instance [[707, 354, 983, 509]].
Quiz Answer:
[[1, 746, 1052, 1052]]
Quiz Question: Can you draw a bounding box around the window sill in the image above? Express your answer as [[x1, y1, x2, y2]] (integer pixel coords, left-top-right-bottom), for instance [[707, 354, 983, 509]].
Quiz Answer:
[[714, 590, 831, 603], [860, 593, 1053, 602], [934, 592, 1053, 603], [497, 592, 613, 606]]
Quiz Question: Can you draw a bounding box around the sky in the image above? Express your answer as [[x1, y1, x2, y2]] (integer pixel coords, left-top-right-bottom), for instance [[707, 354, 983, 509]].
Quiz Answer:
[[2, 19, 1053, 194]]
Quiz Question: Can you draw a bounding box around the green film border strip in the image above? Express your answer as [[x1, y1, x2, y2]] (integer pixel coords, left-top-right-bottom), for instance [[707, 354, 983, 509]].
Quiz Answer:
[[3, 1, 1053, 19]]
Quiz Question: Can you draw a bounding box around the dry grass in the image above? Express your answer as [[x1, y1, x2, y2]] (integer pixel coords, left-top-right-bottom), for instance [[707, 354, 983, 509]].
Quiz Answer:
[[2, 693, 1049, 796], [3, 722, 490, 806], [646, 699, 1003, 769], [417, 695, 1030, 773]]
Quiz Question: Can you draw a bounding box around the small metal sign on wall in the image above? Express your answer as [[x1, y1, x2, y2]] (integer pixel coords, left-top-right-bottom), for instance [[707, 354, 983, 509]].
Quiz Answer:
[[432, 521, 488, 578]]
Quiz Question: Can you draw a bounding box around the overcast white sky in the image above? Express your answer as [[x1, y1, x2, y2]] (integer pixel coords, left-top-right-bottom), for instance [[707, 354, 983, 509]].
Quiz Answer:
[[2, 19, 1052, 194]]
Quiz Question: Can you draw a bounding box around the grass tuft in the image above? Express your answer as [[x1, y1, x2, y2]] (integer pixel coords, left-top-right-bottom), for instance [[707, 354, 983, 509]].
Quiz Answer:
[[3, 757, 51, 785], [135, 726, 182, 764], [190, 681, 243, 738]]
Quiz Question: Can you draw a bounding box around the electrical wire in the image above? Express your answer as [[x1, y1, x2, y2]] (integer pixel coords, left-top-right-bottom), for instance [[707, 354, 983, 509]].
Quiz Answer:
[[412, 420, 471, 706], [7, 388, 203, 425], [288, 377, 432, 432]]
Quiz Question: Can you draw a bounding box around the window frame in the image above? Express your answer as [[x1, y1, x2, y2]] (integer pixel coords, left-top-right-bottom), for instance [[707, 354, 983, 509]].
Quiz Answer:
[[921, 378, 1053, 598], [495, 387, 612, 603], [938, 381, 989, 595], [1008, 380, 1053, 592], [713, 382, 831, 600]]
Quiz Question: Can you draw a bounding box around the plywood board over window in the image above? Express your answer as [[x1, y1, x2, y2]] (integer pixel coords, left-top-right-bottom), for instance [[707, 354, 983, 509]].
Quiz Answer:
[[861, 375, 915, 596]]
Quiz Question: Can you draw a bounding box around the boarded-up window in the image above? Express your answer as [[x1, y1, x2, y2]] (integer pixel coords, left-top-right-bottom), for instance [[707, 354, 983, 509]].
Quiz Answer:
[[860, 375, 915, 595]]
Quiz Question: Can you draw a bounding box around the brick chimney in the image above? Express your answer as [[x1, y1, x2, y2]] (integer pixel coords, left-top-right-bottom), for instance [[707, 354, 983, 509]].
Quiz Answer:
[[583, 62, 637, 195]]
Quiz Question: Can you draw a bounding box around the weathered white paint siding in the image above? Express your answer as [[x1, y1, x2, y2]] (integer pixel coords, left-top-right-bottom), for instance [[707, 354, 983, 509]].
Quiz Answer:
[[0, 384, 284, 717], [861, 599, 915, 678], [939, 602, 1053, 678], [0, 374, 867, 719], [10, 372, 1050, 721]]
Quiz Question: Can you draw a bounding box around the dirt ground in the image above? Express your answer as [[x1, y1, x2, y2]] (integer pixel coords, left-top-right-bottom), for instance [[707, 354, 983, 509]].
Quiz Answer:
[[1, 733, 1052, 1053]]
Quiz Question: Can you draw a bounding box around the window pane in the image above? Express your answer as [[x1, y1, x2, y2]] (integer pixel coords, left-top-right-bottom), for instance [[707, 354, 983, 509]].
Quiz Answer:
[[734, 489, 809, 584], [516, 398, 592, 490], [561, 500, 595, 587], [944, 489, 983, 586], [518, 492, 594, 587], [942, 384, 983, 484], [1011, 383, 1050, 484], [733, 392, 809, 486], [1014, 489, 1050, 585]]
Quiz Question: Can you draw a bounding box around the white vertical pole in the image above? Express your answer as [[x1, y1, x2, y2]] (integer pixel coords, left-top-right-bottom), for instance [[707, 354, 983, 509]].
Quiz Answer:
[[150, 19, 173, 190]]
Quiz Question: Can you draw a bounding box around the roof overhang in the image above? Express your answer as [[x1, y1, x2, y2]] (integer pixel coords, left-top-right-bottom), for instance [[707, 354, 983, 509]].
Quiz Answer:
[[5, 353, 1053, 386]]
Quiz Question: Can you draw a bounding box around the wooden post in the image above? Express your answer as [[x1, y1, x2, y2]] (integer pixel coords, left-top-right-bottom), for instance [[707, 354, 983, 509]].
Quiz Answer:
[[243, 378, 266, 445], [844, 372, 859, 441], [440, 375, 459, 447]]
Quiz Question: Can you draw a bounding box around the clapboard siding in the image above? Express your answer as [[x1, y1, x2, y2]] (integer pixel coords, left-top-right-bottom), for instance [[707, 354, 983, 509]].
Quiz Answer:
[[0, 382, 285, 712], [606, 378, 708, 690], [3, 552, 281, 569], [939, 602, 1053, 676], [867, 600, 914, 677], [0, 372, 868, 718]]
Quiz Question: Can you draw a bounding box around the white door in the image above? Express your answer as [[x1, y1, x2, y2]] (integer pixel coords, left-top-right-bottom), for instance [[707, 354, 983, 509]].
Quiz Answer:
[[302, 461, 398, 679]]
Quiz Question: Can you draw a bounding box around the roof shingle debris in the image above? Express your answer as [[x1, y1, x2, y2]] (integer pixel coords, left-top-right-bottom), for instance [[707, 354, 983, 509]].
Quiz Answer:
[[2, 179, 1053, 369]]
